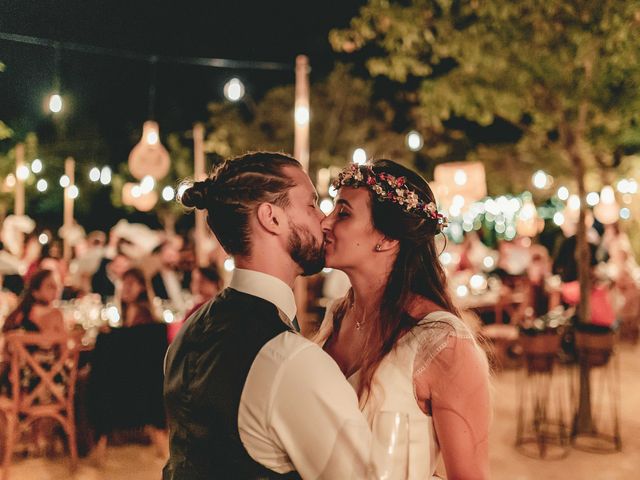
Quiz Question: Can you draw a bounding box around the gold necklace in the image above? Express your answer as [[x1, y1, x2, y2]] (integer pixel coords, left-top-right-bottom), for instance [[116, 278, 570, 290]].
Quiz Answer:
[[350, 303, 366, 331]]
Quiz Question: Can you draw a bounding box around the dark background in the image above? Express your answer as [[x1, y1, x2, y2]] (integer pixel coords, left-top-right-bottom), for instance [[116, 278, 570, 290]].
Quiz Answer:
[[0, 0, 365, 230]]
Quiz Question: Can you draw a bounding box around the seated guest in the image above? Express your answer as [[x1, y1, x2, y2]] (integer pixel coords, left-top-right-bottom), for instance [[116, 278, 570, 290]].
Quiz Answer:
[[167, 266, 222, 342], [1, 269, 66, 401], [119, 267, 157, 327], [2, 268, 65, 334]]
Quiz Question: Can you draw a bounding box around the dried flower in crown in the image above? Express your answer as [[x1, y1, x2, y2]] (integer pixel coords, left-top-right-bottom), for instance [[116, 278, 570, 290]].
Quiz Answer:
[[331, 163, 448, 232]]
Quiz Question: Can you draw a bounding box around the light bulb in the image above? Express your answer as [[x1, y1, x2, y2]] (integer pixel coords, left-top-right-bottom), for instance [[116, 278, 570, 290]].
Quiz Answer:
[[600, 186, 615, 204], [68, 185, 79, 199], [16, 165, 30, 181], [224, 78, 245, 101], [620, 208, 630, 220], [224, 258, 235, 272], [5, 174, 16, 188], [352, 148, 367, 165], [100, 166, 112, 185], [295, 105, 310, 125], [131, 185, 142, 198], [319, 199, 334, 214], [140, 175, 155, 194], [557, 186, 569, 200], [553, 212, 565, 226], [128, 121, 170, 180], [36, 179, 48, 192], [162, 186, 175, 201], [454, 169, 467, 186], [48, 94, 63, 113], [38, 233, 49, 245], [586, 192, 599, 206], [59, 175, 70, 188], [31, 159, 43, 173], [532, 170, 547, 189], [405, 131, 423, 151], [89, 167, 101, 182]]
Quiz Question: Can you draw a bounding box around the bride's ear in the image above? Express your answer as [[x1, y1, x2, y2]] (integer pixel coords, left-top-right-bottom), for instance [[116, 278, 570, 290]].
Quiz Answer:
[[374, 236, 399, 252]]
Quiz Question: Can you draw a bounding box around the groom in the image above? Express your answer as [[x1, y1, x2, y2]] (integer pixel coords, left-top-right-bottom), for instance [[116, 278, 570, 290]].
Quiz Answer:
[[163, 152, 370, 479]]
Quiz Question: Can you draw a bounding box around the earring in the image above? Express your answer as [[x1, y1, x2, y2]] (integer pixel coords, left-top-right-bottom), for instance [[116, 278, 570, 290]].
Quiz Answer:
[[375, 244, 382, 252]]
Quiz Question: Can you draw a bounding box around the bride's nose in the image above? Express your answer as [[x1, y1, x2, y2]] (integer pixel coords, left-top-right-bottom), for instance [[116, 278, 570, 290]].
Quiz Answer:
[[321, 212, 335, 233]]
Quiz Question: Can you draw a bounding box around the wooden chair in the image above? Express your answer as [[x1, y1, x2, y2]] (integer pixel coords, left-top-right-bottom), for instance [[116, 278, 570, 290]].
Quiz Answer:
[[0, 331, 80, 480]]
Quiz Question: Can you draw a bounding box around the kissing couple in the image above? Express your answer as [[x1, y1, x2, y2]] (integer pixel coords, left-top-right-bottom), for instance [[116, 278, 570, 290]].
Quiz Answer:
[[163, 152, 490, 479]]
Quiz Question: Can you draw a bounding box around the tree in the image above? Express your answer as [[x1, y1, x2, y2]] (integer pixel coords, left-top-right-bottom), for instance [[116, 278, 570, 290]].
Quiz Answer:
[[332, 0, 640, 435], [202, 64, 411, 186], [332, 0, 640, 319]]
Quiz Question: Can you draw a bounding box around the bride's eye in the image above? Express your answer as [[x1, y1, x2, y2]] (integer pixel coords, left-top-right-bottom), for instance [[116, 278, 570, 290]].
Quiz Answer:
[[337, 208, 350, 218]]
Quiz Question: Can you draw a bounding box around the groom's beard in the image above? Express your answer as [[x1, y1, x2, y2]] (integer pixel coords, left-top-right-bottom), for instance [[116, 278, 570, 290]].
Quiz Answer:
[[288, 221, 325, 276]]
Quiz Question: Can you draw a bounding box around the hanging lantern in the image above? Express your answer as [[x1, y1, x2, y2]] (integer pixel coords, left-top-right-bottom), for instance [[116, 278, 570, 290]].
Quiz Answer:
[[593, 186, 620, 225], [516, 197, 543, 237], [122, 182, 158, 212], [434, 161, 487, 210], [128, 121, 171, 181], [122, 183, 138, 207]]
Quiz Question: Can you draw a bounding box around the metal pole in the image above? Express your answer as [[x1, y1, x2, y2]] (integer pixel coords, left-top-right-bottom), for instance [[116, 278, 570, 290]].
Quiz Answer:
[[293, 55, 311, 333], [63, 157, 75, 262]]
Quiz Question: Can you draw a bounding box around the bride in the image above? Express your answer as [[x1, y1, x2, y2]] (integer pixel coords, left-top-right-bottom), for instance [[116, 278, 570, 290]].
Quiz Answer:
[[316, 160, 491, 479]]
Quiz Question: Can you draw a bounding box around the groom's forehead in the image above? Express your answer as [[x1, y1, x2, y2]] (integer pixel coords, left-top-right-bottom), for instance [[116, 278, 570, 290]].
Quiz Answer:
[[283, 166, 315, 196]]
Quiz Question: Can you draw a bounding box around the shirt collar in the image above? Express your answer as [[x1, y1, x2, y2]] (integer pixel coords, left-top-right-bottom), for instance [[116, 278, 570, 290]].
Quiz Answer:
[[229, 268, 297, 325]]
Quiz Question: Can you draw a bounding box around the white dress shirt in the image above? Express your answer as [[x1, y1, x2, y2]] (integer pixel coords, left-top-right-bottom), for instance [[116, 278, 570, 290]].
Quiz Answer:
[[233, 268, 371, 479]]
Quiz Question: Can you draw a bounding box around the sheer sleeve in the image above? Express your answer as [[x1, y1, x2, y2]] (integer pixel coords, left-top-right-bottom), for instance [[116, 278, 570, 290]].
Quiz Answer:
[[412, 314, 491, 479]]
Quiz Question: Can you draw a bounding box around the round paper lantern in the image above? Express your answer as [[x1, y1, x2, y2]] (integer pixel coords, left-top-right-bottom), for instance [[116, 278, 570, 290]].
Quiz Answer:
[[593, 186, 620, 225], [122, 182, 158, 212], [434, 162, 487, 209], [516, 198, 543, 237], [133, 190, 159, 212], [122, 182, 137, 206], [128, 121, 171, 181]]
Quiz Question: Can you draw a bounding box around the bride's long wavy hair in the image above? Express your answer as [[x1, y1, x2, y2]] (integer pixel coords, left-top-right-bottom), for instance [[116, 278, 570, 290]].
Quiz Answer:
[[331, 159, 459, 402]]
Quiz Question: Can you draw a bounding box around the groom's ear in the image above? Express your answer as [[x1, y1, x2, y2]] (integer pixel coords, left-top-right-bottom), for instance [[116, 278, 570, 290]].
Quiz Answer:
[[256, 202, 284, 235]]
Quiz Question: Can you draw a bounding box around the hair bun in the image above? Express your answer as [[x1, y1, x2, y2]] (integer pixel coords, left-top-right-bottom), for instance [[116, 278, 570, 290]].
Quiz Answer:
[[179, 181, 208, 210]]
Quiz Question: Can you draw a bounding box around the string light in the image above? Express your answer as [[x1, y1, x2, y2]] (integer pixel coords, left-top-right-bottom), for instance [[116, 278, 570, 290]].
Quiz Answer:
[[16, 165, 30, 181], [586, 191, 600, 206], [319, 198, 334, 214], [224, 258, 235, 272], [89, 167, 101, 182], [557, 186, 569, 200], [162, 186, 175, 201], [352, 148, 367, 165], [36, 179, 48, 192], [224, 78, 245, 101], [405, 131, 423, 151], [59, 175, 70, 188], [31, 159, 43, 173], [100, 166, 112, 185], [68, 185, 79, 199], [48, 93, 63, 113]]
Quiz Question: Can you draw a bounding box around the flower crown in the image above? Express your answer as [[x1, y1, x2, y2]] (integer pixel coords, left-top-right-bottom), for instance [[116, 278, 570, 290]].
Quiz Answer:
[[331, 163, 448, 231]]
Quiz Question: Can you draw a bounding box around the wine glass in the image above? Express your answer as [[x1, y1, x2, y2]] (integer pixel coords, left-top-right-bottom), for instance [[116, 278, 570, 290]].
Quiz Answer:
[[368, 411, 410, 480]]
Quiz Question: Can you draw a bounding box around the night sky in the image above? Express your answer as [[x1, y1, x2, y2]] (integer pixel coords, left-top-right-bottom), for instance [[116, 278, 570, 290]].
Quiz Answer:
[[1, 0, 364, 153], [0, 0, 365, 230]]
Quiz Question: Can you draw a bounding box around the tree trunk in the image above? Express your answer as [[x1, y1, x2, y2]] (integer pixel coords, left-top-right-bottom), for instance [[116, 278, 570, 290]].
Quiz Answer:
[[570, 146, 594, 435]]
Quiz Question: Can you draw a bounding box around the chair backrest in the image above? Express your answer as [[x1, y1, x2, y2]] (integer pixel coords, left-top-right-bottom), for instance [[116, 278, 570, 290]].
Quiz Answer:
[[3, 331, 80, 414]]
